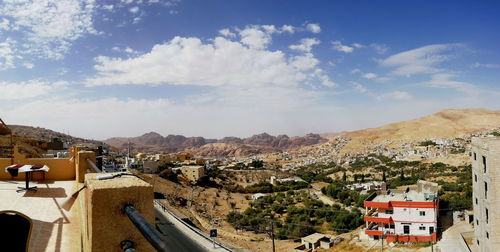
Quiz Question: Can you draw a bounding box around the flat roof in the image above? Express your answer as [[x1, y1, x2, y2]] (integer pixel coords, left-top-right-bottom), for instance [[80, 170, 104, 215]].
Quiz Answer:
[[0, 180, 80, 251], [372, 189, 435, 203]]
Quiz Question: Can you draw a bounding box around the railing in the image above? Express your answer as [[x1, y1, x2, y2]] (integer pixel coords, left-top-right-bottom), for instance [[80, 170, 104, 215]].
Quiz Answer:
[[154, 200, 234, 252]]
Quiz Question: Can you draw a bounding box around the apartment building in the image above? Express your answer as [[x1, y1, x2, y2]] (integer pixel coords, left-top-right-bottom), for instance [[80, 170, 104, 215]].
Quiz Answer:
[[363, 180, 439, 244], [178, 165, 205, 183], [472, 137, 500, 252]]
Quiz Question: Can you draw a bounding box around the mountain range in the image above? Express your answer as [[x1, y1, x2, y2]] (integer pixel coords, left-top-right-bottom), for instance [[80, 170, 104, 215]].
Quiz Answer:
[[4, 108, 500, 158], [104, 132, 327, 156]]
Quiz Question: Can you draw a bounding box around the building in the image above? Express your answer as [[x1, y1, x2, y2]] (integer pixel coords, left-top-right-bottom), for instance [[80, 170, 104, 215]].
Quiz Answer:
[[362, 180, 439, 244], [178, 165, 205, 182], [471, 137, 500, 251], [294, 233, 334, 251], [0, 145, 156, 251], [142, 160, 160, 174]]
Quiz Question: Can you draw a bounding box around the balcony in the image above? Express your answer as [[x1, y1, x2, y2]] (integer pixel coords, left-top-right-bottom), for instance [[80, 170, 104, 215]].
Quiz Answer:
[[364, 216, 393, 224]]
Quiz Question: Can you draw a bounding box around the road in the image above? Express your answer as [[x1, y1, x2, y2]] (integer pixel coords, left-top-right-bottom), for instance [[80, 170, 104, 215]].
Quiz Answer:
[[155, 207, 207, 252]]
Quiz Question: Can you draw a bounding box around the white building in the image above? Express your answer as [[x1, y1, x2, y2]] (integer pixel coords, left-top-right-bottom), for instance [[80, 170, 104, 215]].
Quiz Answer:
[[362, 180, 439, 244]]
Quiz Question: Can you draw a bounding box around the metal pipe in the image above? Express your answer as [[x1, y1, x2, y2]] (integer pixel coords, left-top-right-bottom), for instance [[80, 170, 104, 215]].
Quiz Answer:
[[123, 204, 169, 252], [86, 158, 102, 173]]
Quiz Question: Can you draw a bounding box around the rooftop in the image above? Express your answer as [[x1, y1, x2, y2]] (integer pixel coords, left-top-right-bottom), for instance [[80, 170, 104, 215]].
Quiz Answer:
[[370, 180, 438, 203], [0, 180, 80, 251], [302, 232, 331, 243]]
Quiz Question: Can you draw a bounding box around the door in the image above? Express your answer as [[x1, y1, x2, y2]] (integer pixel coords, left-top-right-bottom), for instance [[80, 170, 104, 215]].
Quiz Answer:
[[403, 225, 410, 234], [429, 226, 434, 234]]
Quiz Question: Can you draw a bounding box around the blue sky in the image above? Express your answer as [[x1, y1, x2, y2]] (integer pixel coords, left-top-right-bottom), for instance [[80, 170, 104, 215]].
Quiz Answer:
[[1, 0, 500, 140]]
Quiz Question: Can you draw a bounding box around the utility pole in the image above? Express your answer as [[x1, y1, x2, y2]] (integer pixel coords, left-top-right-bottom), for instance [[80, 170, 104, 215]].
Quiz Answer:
[[270, 215, 276, 252], [381, 233, 384, 252]]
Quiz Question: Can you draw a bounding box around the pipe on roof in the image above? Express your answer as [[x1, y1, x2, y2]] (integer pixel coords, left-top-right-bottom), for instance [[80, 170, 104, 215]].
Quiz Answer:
[[123, 204, 169, 252]]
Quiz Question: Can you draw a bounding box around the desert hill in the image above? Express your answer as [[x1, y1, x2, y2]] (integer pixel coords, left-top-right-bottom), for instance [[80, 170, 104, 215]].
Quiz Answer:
[[105, 132, 326, 157], [339, 108, 500, 151]]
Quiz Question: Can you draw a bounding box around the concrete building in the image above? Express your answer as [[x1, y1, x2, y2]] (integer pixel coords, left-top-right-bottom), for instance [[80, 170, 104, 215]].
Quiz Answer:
[[294, 233, 333, 251], [472, 137, 500, 251], [362, 180, 439, 244], [178, 165, 205, 183]]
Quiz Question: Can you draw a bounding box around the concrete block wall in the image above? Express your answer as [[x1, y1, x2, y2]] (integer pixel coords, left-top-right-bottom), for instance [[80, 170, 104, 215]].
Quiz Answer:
[[84, 173, 154, 252], [472, 137, 500, 252]]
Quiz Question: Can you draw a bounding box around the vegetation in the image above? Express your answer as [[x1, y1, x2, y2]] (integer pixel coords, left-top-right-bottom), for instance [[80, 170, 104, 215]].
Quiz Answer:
[[420, 140, 437, 146], [294, 162, 345, 183], [321, 181, 371, 207], [226, 192, 363, 239], [244, 181, 310, 193]]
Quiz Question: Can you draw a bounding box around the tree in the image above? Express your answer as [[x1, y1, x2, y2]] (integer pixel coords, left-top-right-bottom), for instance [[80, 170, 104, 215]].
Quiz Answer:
[[361, 174, 365, 183], [342, 171, 347, 181], [382, 170, 386, 182], [400, 169, 405, 180]]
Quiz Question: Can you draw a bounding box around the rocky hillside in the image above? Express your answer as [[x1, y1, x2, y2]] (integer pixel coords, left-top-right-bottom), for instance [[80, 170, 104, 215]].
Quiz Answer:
[[105, 132, 327, 156], [8, 125, 105, 147], [339, 108, 500, 151]]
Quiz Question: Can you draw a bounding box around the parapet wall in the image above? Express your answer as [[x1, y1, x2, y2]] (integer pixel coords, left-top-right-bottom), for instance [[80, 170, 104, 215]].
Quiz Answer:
[[83, 173, 155, 252], [0, 146, 77, 180]]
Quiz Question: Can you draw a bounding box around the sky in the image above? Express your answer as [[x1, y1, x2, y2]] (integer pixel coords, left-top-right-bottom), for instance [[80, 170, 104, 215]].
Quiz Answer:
[[1, 0, 500, 140]]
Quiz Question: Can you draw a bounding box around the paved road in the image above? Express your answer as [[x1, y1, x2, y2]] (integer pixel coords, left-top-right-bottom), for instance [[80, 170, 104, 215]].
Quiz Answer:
[[155, 208, 207, 252]]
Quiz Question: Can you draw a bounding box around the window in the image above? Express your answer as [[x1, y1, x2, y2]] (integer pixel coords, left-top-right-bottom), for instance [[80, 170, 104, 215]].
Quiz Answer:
[[474, 152, 477, 160], [476, 198, 478, 205], [483, 156, 487, 172], [476, 219, 479, 225], [487, 232, 489, 239], [385, 210, 393, 214], [419, 226, 426, 230], [474, 174, 477, 182], [403, 225, 410, 234], [485, 182, 488, 199], [419, 211, 426, 216], [486, 208, 489, 224], [389, 224, 395, 229]]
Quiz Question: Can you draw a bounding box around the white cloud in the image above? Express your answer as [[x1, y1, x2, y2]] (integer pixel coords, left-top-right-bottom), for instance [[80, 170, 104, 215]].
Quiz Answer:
[[377, 91, 412, 101], [281, 25, 295, 34], [350, 69, 361, 74], [218, 28, 236, 38], [132, 17, 142, 24], [352, 43, 364, 48], [0, 18, 10, 30], [350, 81, 368, 93], [379, 44, 460, 76], [0, 38, 17, 70], [306, 23, 321, 33], [0, 80, 56, 100], [370, 43, 389, 54], [421, 74, 478, 95], [23, 62, 34, 69], [124, 47, 136, 54], [469, 62, 500, 69], [289, 38, 320, 52], [102, 4, 114, 11], [0, 0, 97, 60], [130, 6, 140, 13], [86, 29, 335, 88], [238, 26, 274, 49], [332, 40, 354, 53], [363, 73, 377, 79]]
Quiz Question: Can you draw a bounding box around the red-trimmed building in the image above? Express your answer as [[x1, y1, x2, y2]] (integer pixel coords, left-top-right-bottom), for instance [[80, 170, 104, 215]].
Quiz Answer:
[[362, 180, 439, 244]]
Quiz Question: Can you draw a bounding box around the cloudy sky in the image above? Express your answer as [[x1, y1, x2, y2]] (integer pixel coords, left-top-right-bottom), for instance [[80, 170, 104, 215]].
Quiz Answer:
[[1, 0, 500, 140]]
